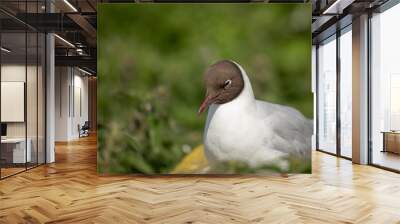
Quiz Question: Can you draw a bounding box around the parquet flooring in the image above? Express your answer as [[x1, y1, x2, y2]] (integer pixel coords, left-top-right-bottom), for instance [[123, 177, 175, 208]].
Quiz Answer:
[[1, 135, 400, 223], [1, 167, 26, 178]]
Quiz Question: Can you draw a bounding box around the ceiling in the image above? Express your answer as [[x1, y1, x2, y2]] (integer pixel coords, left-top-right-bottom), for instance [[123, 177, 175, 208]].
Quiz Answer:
[[3, 0, 390, 73], [311, 0, 390, 43], [0, 0, 98, 73]]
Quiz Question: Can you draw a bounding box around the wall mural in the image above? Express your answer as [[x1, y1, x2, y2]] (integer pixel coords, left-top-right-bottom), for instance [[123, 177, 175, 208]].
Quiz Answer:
[[98, 4, 312, 174]]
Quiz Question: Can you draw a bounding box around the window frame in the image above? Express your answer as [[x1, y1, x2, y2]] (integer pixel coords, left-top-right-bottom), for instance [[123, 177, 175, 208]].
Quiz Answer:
[[315, 21, 353, 160]]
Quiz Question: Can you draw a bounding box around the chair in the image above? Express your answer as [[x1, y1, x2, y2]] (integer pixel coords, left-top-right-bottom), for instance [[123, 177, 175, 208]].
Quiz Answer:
[[79, 121, 90, 138]]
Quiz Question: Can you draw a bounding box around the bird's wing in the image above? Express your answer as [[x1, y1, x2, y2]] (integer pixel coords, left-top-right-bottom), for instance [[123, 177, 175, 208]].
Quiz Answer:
[[256, 100, 312, 158]]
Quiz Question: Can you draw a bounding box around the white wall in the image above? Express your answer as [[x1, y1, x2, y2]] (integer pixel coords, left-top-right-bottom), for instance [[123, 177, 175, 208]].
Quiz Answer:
[[72, 72, 89, 138], [55, 67, 89, 141], [55, 67, 70, 141]]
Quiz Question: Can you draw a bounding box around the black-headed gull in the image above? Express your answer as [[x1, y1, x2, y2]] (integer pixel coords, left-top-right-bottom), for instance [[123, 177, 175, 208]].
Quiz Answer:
[[199, 60, 312, 168]]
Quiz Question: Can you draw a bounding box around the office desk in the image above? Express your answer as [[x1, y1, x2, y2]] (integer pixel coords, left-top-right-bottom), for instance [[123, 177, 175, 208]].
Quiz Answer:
[[1, 138, 31, 163]]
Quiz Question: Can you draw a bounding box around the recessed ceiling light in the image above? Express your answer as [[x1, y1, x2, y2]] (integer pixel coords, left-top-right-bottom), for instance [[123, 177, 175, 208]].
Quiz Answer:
[[78, 67, 93, 76], [63, 0, 78, 12], [54, 34, 75, 48], [323, 0, 354, 15], [1, 47, 11, 53]]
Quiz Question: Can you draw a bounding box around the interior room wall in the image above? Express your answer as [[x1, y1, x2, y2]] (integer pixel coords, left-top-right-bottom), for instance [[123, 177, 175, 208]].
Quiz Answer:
[[74, 72, 89, 136], [55, 67, 89, 141], [55, 66, 70, 141]]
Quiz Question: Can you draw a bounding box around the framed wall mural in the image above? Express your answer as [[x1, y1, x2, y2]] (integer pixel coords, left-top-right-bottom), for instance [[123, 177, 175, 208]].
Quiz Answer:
[[98, 4, 312, 174]]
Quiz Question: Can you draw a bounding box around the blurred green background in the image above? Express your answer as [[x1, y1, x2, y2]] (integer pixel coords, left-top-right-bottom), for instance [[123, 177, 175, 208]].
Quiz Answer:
[[98, 4, 312, 174]]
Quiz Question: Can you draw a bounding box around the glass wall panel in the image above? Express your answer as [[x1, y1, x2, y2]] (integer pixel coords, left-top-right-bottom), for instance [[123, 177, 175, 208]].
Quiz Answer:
[[26, 0, 42, 169], [371, 4, 400, 171], [339, 27, 352, 158], [317, 35, 337, 154], [1, 30, 27, 177], [0, 1, 46, 179]]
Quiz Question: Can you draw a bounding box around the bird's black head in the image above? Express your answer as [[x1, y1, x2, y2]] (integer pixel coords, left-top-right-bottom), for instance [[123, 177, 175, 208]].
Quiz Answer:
[[198, 60, 244, 114]]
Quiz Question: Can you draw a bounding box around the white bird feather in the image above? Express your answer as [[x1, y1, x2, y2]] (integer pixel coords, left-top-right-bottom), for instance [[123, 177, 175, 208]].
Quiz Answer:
[[203, 61, 312, 168]]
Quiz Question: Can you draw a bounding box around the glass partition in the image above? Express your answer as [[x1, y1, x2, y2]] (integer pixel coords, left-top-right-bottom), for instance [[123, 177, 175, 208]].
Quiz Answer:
[[1, 31, 28, 177], [0, 3, 46, 179]]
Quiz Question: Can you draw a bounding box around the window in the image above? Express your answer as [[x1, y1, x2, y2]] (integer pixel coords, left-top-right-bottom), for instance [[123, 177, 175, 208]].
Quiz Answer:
[[371, 3, 400, 171], [317, 35, 337, 154], [339, 26, 352, 158]]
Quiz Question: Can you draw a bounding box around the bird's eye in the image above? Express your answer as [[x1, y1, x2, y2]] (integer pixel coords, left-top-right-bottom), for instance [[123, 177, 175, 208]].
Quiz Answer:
[[223, 79, 232, 89]]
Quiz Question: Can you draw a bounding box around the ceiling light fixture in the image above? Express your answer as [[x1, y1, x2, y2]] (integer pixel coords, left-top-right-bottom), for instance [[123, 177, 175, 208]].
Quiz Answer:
[[1, 47, 11, 53], [63, 0, 78, 12], [322, 0, 354, 15], [78, 67, 93, 76], [76, 48, 85, 56], [54, 34, 75, 48]]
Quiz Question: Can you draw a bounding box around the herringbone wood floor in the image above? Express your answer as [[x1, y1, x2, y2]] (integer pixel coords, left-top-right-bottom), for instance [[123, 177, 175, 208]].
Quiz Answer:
[[1, 135, 400, 224]]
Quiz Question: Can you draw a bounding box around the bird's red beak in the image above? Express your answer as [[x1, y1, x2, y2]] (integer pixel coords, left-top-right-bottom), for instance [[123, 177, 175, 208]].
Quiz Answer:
[[198, 94, 213, 115]]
